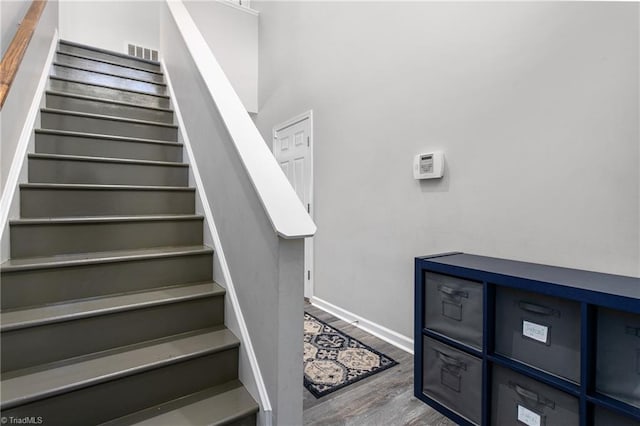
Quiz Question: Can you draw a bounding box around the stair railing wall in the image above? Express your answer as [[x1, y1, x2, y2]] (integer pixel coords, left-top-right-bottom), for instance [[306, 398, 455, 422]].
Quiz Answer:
[[164, 0, 315, 240], [0, 0, 59, 263], [162, 2, 315, 425], [0, 0, 48, 109]]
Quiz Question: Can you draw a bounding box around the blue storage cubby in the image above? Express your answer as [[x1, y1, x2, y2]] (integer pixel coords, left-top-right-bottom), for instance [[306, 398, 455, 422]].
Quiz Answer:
[[414, 252, 640, 426]]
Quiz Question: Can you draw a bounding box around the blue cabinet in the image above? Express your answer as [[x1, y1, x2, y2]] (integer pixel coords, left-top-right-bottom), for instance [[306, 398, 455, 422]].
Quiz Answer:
[[414, 253, 640, 426]]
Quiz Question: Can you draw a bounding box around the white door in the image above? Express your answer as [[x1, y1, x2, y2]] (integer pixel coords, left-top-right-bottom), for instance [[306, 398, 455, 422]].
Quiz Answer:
[[273, 112, 314, 298]]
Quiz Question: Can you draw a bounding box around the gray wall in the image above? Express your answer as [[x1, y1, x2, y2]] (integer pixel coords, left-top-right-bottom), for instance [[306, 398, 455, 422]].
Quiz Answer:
[[183, 1, 258, 113], [1, 0, 31, 57], [161, 5, 303, 425], [59, 0, 160, 54], [253, 2, 640, 339], [1, 0, 58, 191]]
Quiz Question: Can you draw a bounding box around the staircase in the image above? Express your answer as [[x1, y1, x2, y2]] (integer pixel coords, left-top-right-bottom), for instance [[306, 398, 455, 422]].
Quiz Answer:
[[0, 40, 259, 425]]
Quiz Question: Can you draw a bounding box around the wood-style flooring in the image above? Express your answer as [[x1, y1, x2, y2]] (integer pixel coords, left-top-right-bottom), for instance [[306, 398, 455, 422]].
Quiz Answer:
[[303, 303, 457, 426]]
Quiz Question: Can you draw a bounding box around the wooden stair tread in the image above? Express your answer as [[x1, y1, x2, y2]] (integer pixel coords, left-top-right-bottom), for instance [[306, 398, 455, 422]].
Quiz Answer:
[[40, 108, 178, 128], [52, 62, 167, 87], [10, 214, 203, 226], [49, 76, 170, 99], [28, 152, 188, 167], [46, 90, 174, 113], [35, 129, 182, 146], [56, 50, 164, 76]]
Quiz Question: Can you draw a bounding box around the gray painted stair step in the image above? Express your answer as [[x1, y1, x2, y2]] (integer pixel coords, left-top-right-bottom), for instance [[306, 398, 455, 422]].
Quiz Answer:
[[35, 130, 183, 163], [59, 40, 161, 73], [2, 282, 224, 331], [0, 328, 239, 425], [101, 380, 258, 426], [56, 52, 164, 83], [1, 283, 225, 372], [49, 77, 170, 109], [29, 153, 189, 186], [10, 215, 204, 258], [1, 246, 213, 310], [1, 327, 237, 402], [52, 64, 167, 96], [1, 245, 212, 272], [41, 109, 178, 142], [46, 92, 174, 124], [20, 183, 195, 217]]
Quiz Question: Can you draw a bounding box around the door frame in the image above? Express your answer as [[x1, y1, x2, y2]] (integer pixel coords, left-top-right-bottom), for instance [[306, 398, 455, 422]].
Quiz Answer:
[[272, 110, 314, 298]]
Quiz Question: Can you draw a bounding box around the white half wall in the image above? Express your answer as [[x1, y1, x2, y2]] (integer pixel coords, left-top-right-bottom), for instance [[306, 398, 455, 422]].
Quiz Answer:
[[161, 2, 306, 423], [58, 0, 160, 54], [183, 0, 258, 113], [253, 2, 640, 340]]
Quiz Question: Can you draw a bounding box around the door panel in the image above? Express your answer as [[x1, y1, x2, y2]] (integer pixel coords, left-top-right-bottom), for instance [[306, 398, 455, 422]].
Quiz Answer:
[[293, 157, 305, 201]]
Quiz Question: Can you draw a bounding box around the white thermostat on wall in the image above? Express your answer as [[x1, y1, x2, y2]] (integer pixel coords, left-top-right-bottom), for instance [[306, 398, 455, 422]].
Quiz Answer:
[[414, 151, 444, 179]]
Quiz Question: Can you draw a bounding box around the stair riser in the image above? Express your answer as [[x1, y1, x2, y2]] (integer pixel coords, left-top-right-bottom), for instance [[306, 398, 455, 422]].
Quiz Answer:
[[41, 111, 178, 142], [35, 132, 182, 162], [98, 382, 258, 426], [56, 53, 164, 83], [49, 78, 170, 109], [58, 43, 161, 73], [229, 414, 258, 426], [1, 253, 213, 310], [29, 157, 188, 186], [2, 297, 224, 372], [52, 65, 166, 96], [0, 349, 238, 425], [46, 93, 174, 124], [4, 252, 214, 311], [10, 218, 203, 258], [21, 188, 195, 218]]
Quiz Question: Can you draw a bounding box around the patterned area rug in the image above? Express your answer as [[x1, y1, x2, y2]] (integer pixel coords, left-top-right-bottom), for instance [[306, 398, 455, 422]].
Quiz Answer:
[[303, 312, 398, 398]]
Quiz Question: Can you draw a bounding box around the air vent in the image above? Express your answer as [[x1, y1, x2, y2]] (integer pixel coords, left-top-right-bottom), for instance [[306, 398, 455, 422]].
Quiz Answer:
[[127, 43, 159, 62]]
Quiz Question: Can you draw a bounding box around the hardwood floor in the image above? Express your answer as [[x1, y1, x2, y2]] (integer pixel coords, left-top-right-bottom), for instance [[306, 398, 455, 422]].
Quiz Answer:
[[303, 303, 457, 426]]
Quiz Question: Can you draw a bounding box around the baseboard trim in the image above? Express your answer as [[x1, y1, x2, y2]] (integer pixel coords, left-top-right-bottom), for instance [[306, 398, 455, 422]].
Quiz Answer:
[[0, 29, 59, 259], [162, 61, 272, 426], [310, 296, 414, 355]]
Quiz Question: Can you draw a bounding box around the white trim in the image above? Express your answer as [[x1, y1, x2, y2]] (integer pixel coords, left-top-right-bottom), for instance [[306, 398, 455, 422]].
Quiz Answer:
[[0, 29, 58, 242], [310, 296, 414, 355], [216, 0, 259, 16], [166, 0, 314, 240], [272, 111, 315, 298], [272, 111, 312, 134], [162, 61, 272, 426]]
